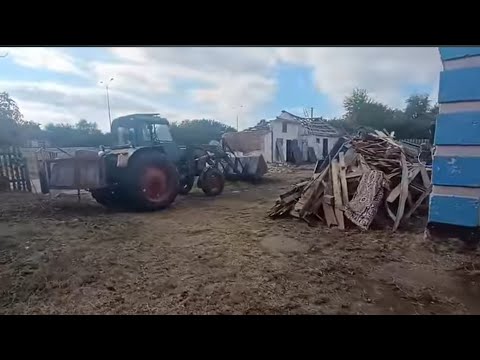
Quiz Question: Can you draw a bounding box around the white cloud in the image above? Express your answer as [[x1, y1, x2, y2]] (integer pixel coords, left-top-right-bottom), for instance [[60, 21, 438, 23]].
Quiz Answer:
[[276, 47, 441, 109], [1, 47, 86, 77], [1, 47, 443, 132]]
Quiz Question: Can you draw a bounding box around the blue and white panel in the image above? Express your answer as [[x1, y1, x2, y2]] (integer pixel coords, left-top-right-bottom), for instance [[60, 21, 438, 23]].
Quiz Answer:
[[429, 47, 480, 227]]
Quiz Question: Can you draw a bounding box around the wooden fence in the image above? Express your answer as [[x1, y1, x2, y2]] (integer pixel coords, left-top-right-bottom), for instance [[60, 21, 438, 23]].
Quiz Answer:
[[0, 146, 32, 192]]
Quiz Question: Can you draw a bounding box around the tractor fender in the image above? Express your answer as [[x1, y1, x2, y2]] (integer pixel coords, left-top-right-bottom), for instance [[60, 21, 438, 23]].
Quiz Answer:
[[124, 147, 168, 168], [108, 147, 168, 168]]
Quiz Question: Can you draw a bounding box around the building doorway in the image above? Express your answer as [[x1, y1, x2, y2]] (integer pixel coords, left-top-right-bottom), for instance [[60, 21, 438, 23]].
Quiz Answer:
[[322, 138, 329, 159]]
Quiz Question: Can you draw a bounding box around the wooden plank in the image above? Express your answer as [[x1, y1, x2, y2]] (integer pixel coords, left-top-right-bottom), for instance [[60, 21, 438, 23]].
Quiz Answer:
[[322, 173, 338, 227], [323, 194, 334, 205], [331, 160, 345, 230], [346, 171, 363, 179], [17, 147, 27, 191], [407, 191, 414, 208], [403, 186, 432, 221], [13, 146, 23, 191], [294, 167, 328, 216], [339, 152, 349, 204], [386, 166, 421, 203], [393, 153, 409, 232], [419, 165, 431, 188], [310, 186, 326, 214], [322, 200, 338, 226], [7, 148, 16, 190]]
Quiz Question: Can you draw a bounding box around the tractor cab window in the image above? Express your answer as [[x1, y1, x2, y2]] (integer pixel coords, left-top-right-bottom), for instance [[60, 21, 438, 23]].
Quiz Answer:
[[117, 126, 136, 146], [146, 123, 173, 142]]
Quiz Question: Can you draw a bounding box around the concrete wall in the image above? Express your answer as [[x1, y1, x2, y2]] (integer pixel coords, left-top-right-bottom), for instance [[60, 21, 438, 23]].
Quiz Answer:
[[429, 47, 480, 227], [263, 132, 273, 162], [271, 120, 301, 162], [306, 135, 339, 160]]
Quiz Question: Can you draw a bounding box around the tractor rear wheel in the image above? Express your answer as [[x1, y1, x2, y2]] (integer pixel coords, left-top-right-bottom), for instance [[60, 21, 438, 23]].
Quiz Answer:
[[200, 168, 225, 196], [127, 153, 179, 211]]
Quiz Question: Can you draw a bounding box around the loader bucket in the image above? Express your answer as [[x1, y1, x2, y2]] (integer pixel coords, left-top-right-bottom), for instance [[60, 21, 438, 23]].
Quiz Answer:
[[224, 153, 268, 181]]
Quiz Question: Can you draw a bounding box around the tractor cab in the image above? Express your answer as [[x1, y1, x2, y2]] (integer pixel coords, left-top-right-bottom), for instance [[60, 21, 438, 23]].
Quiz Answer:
[[109, 113, 181, 163], [111, 113, 173, 148]]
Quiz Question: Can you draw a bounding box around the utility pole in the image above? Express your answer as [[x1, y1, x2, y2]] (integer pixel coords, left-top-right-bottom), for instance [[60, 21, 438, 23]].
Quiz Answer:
[[234, 105, 244, 131], [311, 107, 314, 120], [100, 78, 114, 131]]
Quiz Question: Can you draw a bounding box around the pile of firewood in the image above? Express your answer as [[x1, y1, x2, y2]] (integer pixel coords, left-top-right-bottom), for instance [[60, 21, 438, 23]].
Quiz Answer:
[[269, 131, 432, 232]]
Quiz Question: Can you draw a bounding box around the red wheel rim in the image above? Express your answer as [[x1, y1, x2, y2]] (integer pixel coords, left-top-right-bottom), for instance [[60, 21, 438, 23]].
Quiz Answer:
[[141, 167, 170, 203]]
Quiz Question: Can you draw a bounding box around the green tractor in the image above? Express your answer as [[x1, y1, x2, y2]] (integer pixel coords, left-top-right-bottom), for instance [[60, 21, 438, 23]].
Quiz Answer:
[[37, 114, 225, 211]]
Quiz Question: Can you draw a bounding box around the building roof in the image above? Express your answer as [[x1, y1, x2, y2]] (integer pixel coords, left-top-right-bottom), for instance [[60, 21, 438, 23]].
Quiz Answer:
[[276, 110, 340, 137], [245, 119, 273, 131]]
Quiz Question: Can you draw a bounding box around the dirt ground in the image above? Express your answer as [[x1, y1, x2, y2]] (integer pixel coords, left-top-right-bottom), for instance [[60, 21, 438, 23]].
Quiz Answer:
[[1, 167, 480, 315]]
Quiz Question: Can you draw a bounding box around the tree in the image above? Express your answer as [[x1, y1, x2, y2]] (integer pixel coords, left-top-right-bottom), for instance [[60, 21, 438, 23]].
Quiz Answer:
[[44, 120, 111, 147], [343, 88, 373, 119], [342, 88, 395, 131], [334, 89, 439, 139], [0, 92, 24, 145], [170, 119, 236, 146], [397, 94, 437, 138]]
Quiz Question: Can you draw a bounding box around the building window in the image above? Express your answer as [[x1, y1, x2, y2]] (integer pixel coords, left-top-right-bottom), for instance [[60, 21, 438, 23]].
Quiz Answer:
[[316, 138, 320, 143], [282, 122, 287, 133]]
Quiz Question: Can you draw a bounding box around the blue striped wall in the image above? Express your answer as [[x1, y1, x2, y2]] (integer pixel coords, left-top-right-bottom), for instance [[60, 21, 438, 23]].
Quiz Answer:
[[439, 47, 480, 61], [429, 47, 480, 227], [439, 67, 480, 103], [435, 112, 480, 145]]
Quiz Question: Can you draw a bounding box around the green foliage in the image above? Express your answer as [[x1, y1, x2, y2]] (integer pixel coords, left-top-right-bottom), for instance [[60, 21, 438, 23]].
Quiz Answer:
[[0, 92, 24, 145], [170, 119, 236, 146], [43, 120, 112, 147], [332, 88, 438, 139]]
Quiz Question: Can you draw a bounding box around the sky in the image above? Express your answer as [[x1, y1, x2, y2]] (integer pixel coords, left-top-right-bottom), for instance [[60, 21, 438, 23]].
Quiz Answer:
[[0, 47, 442, 132]]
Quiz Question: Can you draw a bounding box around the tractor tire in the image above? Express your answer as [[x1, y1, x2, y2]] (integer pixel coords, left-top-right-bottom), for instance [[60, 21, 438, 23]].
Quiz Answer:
[[127, 152, 179, 211], [200, 168, 225, 197], [179, 175, 195, 195], [91, 187, 125, 209]]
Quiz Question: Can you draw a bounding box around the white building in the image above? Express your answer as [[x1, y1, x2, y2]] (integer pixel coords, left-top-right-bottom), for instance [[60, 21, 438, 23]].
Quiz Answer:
[[222, 110, 341, 163]]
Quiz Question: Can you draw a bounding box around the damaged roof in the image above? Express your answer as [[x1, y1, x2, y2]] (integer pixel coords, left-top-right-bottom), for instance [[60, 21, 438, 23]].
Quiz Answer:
[[246, 111, 341, 137], [276, 110, 340, 137]]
